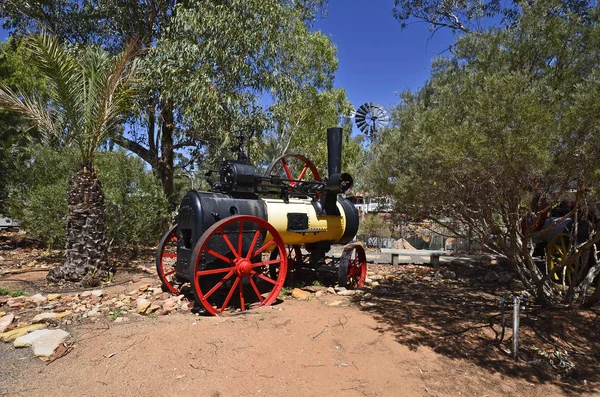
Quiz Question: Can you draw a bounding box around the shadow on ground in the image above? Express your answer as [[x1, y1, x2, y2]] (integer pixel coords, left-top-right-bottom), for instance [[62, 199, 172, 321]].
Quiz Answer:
[[361, 260, 600, 395]]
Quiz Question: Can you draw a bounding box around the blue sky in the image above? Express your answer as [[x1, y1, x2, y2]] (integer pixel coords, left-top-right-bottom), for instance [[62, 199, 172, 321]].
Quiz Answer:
[[314, 0, 455, 113]]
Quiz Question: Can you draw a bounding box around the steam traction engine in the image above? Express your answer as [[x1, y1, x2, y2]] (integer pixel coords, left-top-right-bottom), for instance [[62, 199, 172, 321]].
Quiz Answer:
[[156, 128, 365, 315]]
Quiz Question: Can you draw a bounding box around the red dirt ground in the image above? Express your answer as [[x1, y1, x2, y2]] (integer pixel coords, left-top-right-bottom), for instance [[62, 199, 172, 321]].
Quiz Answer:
[[1, 232, 600, 396]]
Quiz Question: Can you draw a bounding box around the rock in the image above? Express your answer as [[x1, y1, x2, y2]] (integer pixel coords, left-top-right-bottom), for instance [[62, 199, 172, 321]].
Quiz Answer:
[[371, 281, 380, 287], [138, 284, 150, 292], [326, 287, 336, 294], [364, 278, 373, 285], [303, 285, 326, 293], [114, 317, 129, 323], [136, 299, 152, 314], [81, 291, 92, 298], [47, 294, 61, 301], [291, 288, 311, 300], [148, 304, 161, 314], [14, 329, 70, 357], [0, 311, 5, 317], [422, 276, 433, 282], [28, 294, 47, 305], [0, 324, 48, 343], [337, 289, 360, 296], [32, 311, 72, 324], [162, 300, 178, 314], [159, 292, 170, 300], [443, 271, 457, 280], [315, 291, 323, 298], [334, 286, 347, 293], [485, 271, 499, 282], [132, 276, 141, 283], [498, 273, 512, 283], [327, 300, 345, 306], [180, 302, 191, 312], [0, 313, 15, 333], [370, 275, 384, 281], [85, 309, 101, 318], [91, 289, 103, 297]]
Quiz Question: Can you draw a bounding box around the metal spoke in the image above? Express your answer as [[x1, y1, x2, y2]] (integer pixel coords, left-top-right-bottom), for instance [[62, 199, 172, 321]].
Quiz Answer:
[[252, 239, 276, 258], [203, 248, 233, 264], [296, 166, 308, 182], [281, 158, 294, 181], [249, 277, 264, 302], [251, 270, 277, 285], [246, 229, 261, 259], [203, 271, 235, 300], [219, 228, 241, 260], [251, 258, 283, 268], [239, 279, 245, 311], [164, 269, 176, 276], [238, 221, 244, 255], [196, 266, 236, 277], [220, 277, 240, 312]]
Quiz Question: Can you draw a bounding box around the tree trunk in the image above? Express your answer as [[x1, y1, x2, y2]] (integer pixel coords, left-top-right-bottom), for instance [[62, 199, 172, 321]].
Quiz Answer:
[[46, 167, 110, 286], [158, 99, 175, 205]]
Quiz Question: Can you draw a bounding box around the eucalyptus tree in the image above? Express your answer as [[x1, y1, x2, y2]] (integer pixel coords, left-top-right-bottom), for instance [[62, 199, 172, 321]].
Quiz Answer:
[[1, 1, 338, 205], [368, 0, 600, 307], [0, 34, 139, 284]]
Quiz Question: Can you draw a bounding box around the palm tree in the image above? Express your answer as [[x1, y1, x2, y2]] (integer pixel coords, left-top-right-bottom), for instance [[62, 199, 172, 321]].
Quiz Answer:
[[0, 34, 138, 285]]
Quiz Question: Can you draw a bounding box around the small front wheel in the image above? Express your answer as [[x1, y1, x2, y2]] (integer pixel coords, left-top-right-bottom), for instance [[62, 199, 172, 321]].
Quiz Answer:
[[338, 243, 367, 289]]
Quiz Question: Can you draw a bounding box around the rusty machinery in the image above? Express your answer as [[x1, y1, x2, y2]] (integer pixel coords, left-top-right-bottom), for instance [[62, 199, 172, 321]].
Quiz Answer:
[[156, 128, 365, 315]]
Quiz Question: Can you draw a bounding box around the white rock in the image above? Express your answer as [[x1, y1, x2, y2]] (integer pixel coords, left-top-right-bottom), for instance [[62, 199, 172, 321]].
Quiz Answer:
[[0, 313, 15, 333], [91, 289, 103, 297], [14, 329, 70, 357], [371, 281, 380, 287], [334, 286, 347, 293], [337, 289, 358, 296], [32, 311, 72, 323], [29, 294, 48, 305]]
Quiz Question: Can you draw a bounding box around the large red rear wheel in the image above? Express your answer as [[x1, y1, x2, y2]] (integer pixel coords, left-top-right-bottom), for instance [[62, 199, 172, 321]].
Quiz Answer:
[[266, 154, 321, 187], [338, 243, 367, 289], [156, 224, 181, 295], [191, 215, 288, 315]]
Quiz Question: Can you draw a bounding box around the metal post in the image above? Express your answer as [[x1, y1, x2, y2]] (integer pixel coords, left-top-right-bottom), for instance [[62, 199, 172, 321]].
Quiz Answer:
[[512, 296, 520, 361]]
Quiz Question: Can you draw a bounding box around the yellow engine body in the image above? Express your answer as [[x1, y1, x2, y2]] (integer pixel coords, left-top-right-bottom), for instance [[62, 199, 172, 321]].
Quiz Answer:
[[261, 197, 355, 247]]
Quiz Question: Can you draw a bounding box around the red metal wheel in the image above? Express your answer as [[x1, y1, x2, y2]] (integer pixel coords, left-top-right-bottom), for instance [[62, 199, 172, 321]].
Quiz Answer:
[[191, 215, 288, 315], [338, 243, 367, 289], [265, 154, 321, 187], [270, 245, 303, 285], [156, 224, 181, 295]]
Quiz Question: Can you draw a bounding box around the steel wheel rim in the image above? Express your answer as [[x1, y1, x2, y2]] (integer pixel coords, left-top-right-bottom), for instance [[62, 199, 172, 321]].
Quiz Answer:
[[339, 243, 367, 289], [156, 224, 180, 295], [192, 215, 288, 315]]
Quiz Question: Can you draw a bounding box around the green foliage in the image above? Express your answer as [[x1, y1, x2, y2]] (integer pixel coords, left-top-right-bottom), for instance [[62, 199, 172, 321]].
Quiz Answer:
[[9, 146, 170, 247], [95, 150, 171, 245], [369, 0, 600, 307], [0, 37, 47, 212], [357, 214, 392, 241], [259, 87, 361, 175], [0, 33, 139, 169], [0, 287, 26, 297]]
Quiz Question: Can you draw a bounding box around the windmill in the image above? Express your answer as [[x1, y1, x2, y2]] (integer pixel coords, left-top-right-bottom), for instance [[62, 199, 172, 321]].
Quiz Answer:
[[354, 102, 389, 136]]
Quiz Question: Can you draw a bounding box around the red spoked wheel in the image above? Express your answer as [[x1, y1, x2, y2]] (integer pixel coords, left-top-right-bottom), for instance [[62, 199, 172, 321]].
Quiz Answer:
[[156, 224, 181, 295], [191, 215, 288, 315], [338, 243, 367, 289], [270, 245, 303, 285], [265, 154, 321, 187]]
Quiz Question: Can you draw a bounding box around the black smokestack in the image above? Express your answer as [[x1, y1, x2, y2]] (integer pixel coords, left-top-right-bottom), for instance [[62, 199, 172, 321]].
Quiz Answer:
[[327, 127, 342, 177]]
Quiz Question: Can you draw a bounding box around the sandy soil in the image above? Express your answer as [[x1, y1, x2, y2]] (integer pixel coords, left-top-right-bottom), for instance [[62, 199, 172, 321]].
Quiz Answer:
[[0, 297, 571, 397]]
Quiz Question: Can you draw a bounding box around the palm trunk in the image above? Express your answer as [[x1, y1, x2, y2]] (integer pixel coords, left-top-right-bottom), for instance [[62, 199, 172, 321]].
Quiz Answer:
[[46, 166, 110, 286]]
